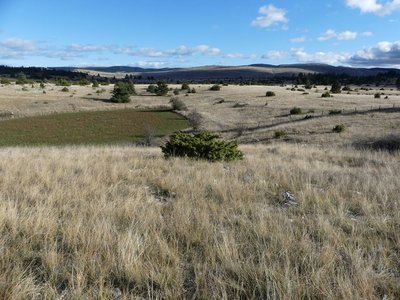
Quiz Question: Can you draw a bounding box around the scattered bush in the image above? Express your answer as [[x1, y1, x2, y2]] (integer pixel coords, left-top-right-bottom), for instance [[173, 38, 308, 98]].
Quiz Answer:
[[0, 78, 11, 85], [16, 72, 29, 85], [342, 86, 352, 91], [332, 124, 345, 133], [170, 97, 187, 111], [209, 84, 221, 91], [329, 109, 342, 115], [181, 83, 190, 90], [40, 82, 45, 89], [21, 87, 29, 91], [290, 107, 302, 115], [330, 81, 341, 94], [56, 79, 71, 86], [274, 130, 287, 139], [78, 79, 90, 86], [173, 89, 180, 95], [266, 91, 276, 97], [374, 93, 381, 99], [161, 131, 244, 162], [61, 87, 69, 92], [146, 84, 156, 93], [321, 91, 331, 98], [190, 88, 197, 93], [92, 81, 99, 88]]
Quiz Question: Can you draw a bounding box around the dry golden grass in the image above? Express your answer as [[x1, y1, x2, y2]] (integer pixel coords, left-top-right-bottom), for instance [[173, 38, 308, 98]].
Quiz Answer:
[[0, 144, 399, 299]]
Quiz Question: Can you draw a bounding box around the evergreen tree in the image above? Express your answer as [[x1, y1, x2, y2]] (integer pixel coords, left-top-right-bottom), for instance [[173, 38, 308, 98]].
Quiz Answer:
[[396, 77, 400, 90], [330, 81, 341, 94]]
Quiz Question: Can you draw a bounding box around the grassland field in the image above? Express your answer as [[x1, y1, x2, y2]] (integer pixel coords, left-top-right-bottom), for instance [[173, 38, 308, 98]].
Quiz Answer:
[[0, 81, 398, 299]]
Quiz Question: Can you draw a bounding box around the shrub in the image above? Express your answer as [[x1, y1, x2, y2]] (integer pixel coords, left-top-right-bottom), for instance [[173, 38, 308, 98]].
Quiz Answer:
[[321, 91, 331, 98], [61, 87, 69, 92], [154, 81, 169, 96], [79, 79, 90, 86], [209, 84, 221, 91], [290, 107, 302, 115], [374, 93, 381, 99], [92, 81, 99, 88], [16, 72, 29, 85], [146, 84, 156, 93], [329, 109, 342, 115], [332, 124, 345, 133], [56, 79, 71, 86], [342, 86, 352, 91], [396, 77, 400, 90], [181, 83, 190, 90], [40, 82, 45, 89], [190, 88, 196, 93], [266, 91, 276, 97], [161, 131, 244, 161], [170, 97, 187, 111], [173, 89, 180, 95], [0, 78, 11, 85], [330, 81, 341, 94], [274, 130, 287, 139]]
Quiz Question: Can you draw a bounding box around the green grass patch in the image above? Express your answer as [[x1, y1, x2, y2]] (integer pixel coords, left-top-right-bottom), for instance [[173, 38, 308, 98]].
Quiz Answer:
[[0, 109, 188, 146]]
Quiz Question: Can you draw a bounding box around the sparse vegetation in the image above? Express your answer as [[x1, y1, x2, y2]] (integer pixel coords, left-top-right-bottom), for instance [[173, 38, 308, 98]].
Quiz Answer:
[[274, 130, 287, 138], [290, 107, 302, 115], [330, 81, 341, 94], [0, 78, 11, 85], [209, 84, 221, 91], [332, 124, 345, 133], [161, 131, 243, 161]]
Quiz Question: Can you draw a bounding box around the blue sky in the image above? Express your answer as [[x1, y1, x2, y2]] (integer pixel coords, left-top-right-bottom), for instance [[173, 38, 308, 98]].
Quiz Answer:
[[0, 0, 399, 68]]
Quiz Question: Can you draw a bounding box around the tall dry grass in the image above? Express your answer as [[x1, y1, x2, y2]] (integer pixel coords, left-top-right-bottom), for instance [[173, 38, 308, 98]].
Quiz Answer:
[[0, 144, 398, 299]]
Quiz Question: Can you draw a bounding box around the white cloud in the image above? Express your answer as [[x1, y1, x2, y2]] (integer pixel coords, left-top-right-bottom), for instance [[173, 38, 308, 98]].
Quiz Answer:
[[347, 40, 400, 66], [115, 45, 221, 57], [361, 31, 373, 36], [262, 50, 288, 60], [0, 38, 37, 51], [290, 37, 306, 43], [345, 0, 400, 15], [69, 44, 111, 52], [251, 4, 288, 28], [291, 48, 350, 65], [318, 29, 358, 41]]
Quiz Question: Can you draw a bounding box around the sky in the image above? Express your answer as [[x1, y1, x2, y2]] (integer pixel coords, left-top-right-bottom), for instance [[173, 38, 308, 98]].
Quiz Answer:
[[0, 0, 399, 68]]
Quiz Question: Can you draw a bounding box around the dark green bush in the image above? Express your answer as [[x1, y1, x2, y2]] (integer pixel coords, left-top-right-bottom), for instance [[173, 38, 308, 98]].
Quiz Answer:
[[161, 131, 244, 162], [56, 79, 71, 86], [209, 84, 221, 91], [330, 81, 341, 94], [266, 91, 276, 97], [78, 79, 90, 86], [0, 78, 11, 85], [92, 81, 99, 88], [146, 84, 156, 93], [290, 107, 302, 115], [155, 81, 169, 96], [61, 87, 69, 92], [274, 130, 287, 139], [173, 89, 180, 95], [329, 109, 342, 115], [374, 93, 381, 99], [16, 72, 29, 85], [190, 88, 196, 93], [332, 124, 345, 133], [321, 91, 331, 98], [181, 83, 190, 90]]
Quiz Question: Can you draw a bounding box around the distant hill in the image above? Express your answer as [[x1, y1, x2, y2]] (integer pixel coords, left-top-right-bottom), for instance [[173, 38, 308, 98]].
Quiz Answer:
[[68, 63, 400, 81]]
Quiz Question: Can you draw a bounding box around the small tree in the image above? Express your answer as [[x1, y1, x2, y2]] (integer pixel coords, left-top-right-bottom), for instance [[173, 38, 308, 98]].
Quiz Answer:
[[396, 77, 400, 90], [92, 80, 99, 88], [147, 84, 156, 93], [155, 81, 169, 96], [16, 72, 29, 85], [110, 82, 135, 103], [330, 81, 341, 94]]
